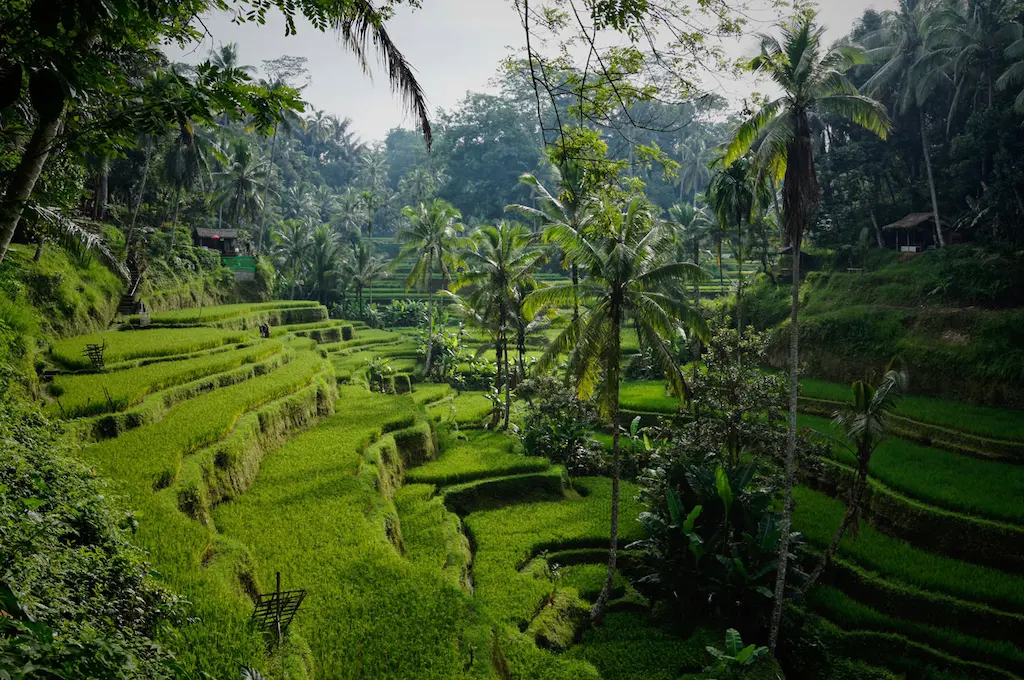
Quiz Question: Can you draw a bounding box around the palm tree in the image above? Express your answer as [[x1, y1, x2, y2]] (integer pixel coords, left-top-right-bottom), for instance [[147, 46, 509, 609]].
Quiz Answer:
[[801, 368, 905, 592], [216, 140, 270, 232], [525, 195, 708, 624], [508, 161, 599, 323], [453, 221, 545, 428], [339, 240, 390, 308], [708, 157, 757, 330], [676, 137, 711, 203], [272, 220, 312, 299], [335, 187, 367, 238], [281, 184, 317, 222], [862, 0, 946, 247], [309, 223, 341, 304], [256, 76, 306, 254], [926, 0, 1021, 121], [997, 36, 1024, 111], [397, 199, 464, 376], [210, 42, 254, 75], [666, 202, 713, 307], [162, 123, 219, 252], [312, 185, 338, 223], [724, 12, 890, 651]]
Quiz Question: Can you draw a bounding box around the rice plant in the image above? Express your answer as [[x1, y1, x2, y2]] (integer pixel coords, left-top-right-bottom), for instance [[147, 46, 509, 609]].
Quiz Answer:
[[50, 327, 249, 369]]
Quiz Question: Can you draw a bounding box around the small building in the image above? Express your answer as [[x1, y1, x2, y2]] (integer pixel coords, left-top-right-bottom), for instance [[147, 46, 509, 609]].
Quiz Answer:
[[193, 227, 239, 256], [882, 213, 948, 252]]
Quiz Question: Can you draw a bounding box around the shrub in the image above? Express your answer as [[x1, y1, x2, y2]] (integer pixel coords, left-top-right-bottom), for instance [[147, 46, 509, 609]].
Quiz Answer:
[[0, 394, 180, 678], [518, 375, 604, 476], [394, 373, 412, 394]]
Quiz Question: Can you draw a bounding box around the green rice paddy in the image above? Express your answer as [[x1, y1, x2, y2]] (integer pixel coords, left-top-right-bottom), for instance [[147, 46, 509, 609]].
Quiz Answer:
[[50, 326, 250, 368]]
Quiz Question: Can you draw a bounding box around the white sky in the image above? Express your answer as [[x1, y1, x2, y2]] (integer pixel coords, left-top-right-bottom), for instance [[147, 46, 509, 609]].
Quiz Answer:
[[166, 0, 895, 142]]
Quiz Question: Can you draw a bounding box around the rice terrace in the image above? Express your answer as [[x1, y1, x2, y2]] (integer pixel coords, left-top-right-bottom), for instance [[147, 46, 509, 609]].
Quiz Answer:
[[2, 0, 1024, 679]]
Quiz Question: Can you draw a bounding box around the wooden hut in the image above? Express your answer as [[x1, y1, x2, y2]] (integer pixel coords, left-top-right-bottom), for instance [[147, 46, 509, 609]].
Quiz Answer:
[[193, 227, 239, 256], [882, 213, 947, 252]]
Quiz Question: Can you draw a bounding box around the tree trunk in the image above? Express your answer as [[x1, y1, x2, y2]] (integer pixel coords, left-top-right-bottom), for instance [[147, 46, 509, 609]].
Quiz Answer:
[[33, 233, 45, 262], [424, 287, 434, 377], [503, 321, 511, 429], [736, 212, 744, 337], [920, 114, 945, 248], [257, 122, 279, 255], [169, 186, 181, 253], [592, 312, 622, 625], [492, 333, 504, 428], [870, 206, 884, 249], [769, 237, 800, 653], [0, 112, 64, 265], [571, 264, 580, 323], [126, 145, 152, 251], [802, 449, 869, 593]]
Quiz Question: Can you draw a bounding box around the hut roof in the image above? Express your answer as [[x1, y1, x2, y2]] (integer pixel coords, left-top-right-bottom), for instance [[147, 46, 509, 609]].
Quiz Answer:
[[195, 228, 238, 239], [882, 213, 936, 230]]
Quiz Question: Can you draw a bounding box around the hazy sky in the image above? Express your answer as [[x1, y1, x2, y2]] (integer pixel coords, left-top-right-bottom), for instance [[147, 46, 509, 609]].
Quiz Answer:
[[166, 0, 895, 142]]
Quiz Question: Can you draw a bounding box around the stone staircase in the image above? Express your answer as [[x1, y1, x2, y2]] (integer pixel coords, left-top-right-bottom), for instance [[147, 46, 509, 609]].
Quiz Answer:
[[117, 265, 146, 317]]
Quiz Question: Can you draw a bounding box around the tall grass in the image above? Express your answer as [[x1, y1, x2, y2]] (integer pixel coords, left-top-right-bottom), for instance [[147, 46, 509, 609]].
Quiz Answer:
[[48, 341, 283, 417], [214, 387, 470, 678], [801, 414, 1024, 524], [50, 327, 249, 369], [142, 300, 320, 324], [808, 587, 1024, 674], [407, 430, 550, 486], [801, 377, 1024, 441], [793, 487, 1024, 612]]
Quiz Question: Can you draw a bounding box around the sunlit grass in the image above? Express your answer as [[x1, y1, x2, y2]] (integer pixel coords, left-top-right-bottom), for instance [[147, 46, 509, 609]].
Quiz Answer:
[[407, 430, 550, 486], [620, 380, 682, 414], [214, 387, 470, 678], [140, 300, 319, 324], [48, 340, 283, 417], [50, 327, 249, 369]]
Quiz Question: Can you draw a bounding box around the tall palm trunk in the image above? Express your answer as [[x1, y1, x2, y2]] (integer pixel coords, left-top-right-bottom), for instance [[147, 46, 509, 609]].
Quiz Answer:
[[169, 185, 182, 252], [257, 122, 279, 255], [571, 264, 580, 323], [126, 145, 152, 251], [0, 112, 64, 264], [919, 113, 945, 248], [503, 317, 511, 429], [736, 211, 744, 337], [94, 155, 110, 220], [424, 286, 435, 377], [592, 307, 622, 624], [769, 234, 800, 653]]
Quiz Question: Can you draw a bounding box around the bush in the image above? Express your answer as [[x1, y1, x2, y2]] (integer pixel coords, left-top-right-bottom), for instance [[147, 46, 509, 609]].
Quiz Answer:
[[518, 375, 604, 476], [0, 395, 180, 678]]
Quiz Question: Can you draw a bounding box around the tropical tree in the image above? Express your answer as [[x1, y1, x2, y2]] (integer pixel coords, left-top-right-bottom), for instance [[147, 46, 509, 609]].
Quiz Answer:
[[256, 76, 307, 253], [309, 223, 341, 304], [162, 123, 219, 250], [397, 199, 464, 375], [216, 140, 269, 232], [272, 219, 312, 299], [666, 202, 713, 307], [862, 0, 946, 247], [801, 368, 905, 591], [334, 187, 368, 238], [708, 157, 757, 329], [724, 11, 890, 651], [524, 195, 708, 623], [452, 221, 545, 428], [508, 160, 600, 323], [339, 240, 390, 309]]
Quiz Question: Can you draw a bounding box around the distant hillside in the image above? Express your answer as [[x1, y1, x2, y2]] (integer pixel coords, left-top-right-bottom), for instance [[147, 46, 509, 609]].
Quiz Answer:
[[740, 246, 1024, 408]]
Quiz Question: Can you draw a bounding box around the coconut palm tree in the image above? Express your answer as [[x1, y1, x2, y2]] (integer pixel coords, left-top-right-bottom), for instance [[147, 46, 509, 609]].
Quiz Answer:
[[272, 219, 312, 299], [666, 202, 713, 307], [255, 77, 306, 254], [339, 240, 390, 309], [800, 368, 905, 593], [452, 221, 545, 428], [508, 161, 600, 323], [397, 199, 464, 376], [724, 11, 890, 651], [862, 0, 946, 247], [525, 195, 708, 624], [309, 223, 341, 304], [162, 123, 219, 252], [708, 157, 757, 329], [216, 140, 270, 232], [334, 187, 367, 238]]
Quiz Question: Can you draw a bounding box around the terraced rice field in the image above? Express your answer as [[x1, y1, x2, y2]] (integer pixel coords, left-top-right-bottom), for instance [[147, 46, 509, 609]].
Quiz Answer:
[[46, 299, 1022, 680]]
